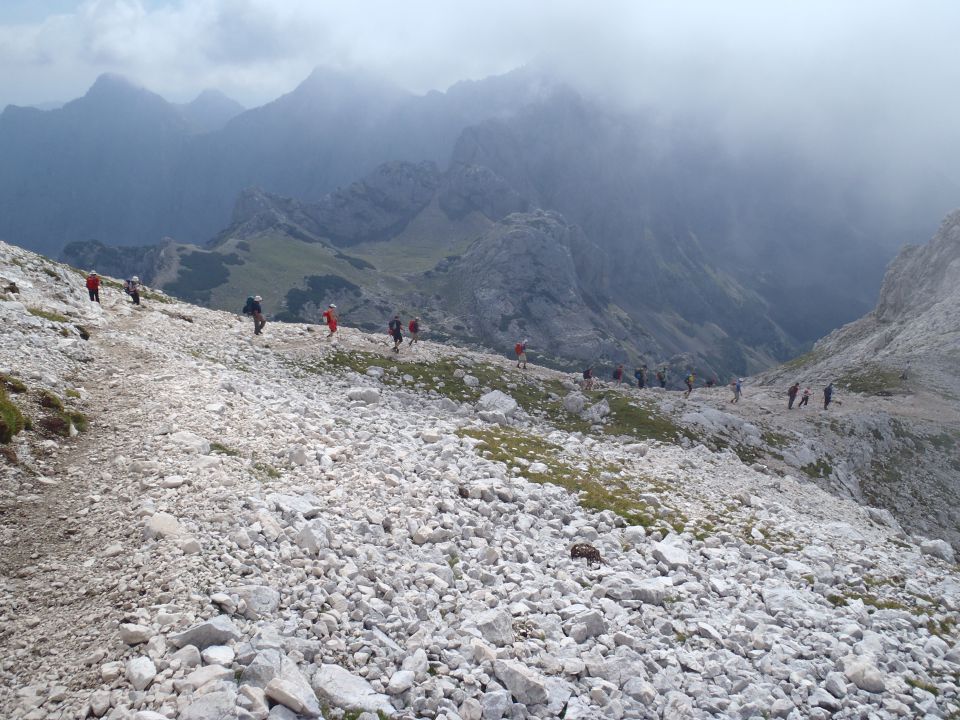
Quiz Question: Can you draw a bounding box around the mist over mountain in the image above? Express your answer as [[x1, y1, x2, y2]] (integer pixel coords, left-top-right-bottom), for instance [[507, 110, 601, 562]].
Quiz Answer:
[[3, 65, 957, 373]]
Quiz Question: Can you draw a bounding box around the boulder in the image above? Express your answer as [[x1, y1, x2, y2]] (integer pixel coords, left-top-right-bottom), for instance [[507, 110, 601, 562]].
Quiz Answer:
[[493, 659, 549, 705], [347, 386, 381, 404], [845, 659, 886, 693], [473, 609, 514, 646], [477, 390, 518, 417], [143, 512, 183, 540], [169, 615, 242, 649], [921, 538, 955, 563], [297, 519, 332, 554], [652, 537, 690, 569], [312, 664, 393, 714], [228, 584, 280, 619], [581, 398, 610, 423], [169, 430, 210, 455], [125, 656, 156, 691], [562, 392, 586, 414], [265, 677, 322, 718]]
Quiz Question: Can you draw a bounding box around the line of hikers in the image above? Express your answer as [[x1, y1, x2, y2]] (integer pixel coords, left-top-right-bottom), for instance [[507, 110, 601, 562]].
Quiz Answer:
[[85, 271, 143, 305], [787, 381, 835, 410], [237, 297, 842, 410]]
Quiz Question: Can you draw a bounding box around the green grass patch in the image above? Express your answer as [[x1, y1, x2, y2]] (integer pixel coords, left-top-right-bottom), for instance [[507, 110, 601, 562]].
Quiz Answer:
[[591, 391, 693, 442], [802, 457, 833, 479], [780, 348, 822, 372], [210, 442, 241, 457], [837, 366, 904, 395], [905, 677, 940, 696], [460, 426, 685, 531], [254, 462, 280, 479], [0, 374, 27, 394], [0, 387, 27, 443], [28, 307, 70, 323], [38, 390, 64, 412], [65, 388, 81, 399]]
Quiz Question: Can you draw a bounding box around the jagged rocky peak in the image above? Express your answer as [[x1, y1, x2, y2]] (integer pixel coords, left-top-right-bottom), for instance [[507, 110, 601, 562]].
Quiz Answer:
[[874, 209, 960, 322]]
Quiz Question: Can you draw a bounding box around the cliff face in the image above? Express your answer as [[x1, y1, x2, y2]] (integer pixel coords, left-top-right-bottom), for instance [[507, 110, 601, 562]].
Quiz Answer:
[[759, 209, 960, 549]]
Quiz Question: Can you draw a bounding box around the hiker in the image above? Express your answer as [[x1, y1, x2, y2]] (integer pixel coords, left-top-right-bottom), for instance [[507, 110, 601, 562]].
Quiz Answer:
[[388, 314, 403, 353], [124, 276, 141, 305], [731, 377, 743, 403], [582, 366, 595, 391], [242, 295, 255, 317], [321, 304, 338, 337], [408, 316, 420, 345], [656, 368, 667, 389], [515, 339, 528, 369], [634, 364, 647, 389], [86, 271, 100, 303], [251, 295, 266, 335], [684, 372, 695, 398], [798, 387, 811, 407], [788, 382, 800, 409], [823, 383, 834, 410], [613, 364, 624, 385]]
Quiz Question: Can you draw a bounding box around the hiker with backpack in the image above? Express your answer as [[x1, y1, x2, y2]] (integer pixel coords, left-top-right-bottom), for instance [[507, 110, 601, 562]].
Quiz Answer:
[[788, 382, 800, 409], [731, 377, 743, 403], [321, 304, 338, 338], [86, 271, 100, 303], [613, 364, 625, 385], [515, 339, 528, 369], [124, 276, 141, 305], [684, 372, 695, 398], [250, 296, 266, 335], [408, 316, 420, 345], [656, 368, 668, 389], [582, 366, 595, 391], [798, 387, 811, 407], [823, 383, 834, 409], [634, 364, 647, 389], [389, 315, 404, 353]]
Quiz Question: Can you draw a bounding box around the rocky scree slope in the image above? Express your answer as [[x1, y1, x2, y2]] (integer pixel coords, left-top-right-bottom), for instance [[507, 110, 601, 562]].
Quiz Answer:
[[2, 241, 960, 720]]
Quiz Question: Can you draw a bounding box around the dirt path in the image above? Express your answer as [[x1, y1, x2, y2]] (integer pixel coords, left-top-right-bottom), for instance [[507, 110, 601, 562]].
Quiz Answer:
[[0, 316, 155, 715]]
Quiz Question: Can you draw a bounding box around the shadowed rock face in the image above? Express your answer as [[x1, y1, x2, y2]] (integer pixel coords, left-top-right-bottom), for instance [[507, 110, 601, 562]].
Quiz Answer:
[[448, 210, 637, 364]]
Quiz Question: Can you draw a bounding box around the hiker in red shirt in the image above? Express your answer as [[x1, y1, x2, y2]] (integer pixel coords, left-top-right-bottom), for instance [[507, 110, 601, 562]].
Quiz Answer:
[[515, 339, 528, 369], [408, 316, 420, 345], [321, 304, 338, 337], [85, 271, 100, 303]]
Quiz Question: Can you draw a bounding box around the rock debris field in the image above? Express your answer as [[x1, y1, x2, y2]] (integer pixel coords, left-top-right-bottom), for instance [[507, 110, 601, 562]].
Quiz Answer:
[[1, 239, 959, 720]]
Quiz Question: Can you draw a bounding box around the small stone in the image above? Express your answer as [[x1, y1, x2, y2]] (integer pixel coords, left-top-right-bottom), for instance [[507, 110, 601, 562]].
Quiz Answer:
[[169, 615, 242, 649], [119, 623, 154, 645], [202, 645, 235, 666], [386, 669, 415, 694]]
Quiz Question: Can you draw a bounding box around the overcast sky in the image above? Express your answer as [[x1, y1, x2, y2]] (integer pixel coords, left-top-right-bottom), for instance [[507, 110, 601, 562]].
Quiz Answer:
[[2, 0, 960, 208]]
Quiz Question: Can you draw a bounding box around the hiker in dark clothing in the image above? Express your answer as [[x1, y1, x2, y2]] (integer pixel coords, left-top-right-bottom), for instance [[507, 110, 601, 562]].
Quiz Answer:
[[613, 364, 625, 385], [389, 315, 403, 353], [86, 271, 100, 303], [823, 383, 834, 409], [798, 387, 811, 407], [656, 368, 667, 389], [634, 365, 647, 389], [251, 295, 266, 335], [788, 382, 800, 409], [582, 367, 595, 391]]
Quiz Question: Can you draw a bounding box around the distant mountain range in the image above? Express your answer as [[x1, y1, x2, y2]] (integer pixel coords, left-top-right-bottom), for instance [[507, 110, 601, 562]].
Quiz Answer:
[[3, 67, 953, 377]]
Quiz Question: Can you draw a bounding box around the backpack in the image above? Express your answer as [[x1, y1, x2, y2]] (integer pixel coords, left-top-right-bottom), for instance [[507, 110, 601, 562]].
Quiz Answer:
[[242, 296, 255, 315], [409, 320, 418, 333], [515, 343, 524, 355]]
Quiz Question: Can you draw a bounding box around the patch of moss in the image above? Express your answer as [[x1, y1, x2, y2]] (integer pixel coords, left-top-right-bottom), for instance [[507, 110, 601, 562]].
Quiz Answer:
[[905, 677, 940, 696], [65, 388, 81, 399], [0, 374, 27, 394], [460, 426, 685, 532], [802, 457, 833, 479], [254, 462, 280, 479], [28, 307, 70, 323], [0, 387, 27, 443], [592, 391, 693, 442], [210, 442, 240, 457], [837, 366, 904, 395]]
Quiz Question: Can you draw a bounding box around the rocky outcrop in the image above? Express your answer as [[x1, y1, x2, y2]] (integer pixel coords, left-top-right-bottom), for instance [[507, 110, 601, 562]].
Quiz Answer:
[[443, 209, 645, 364]]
